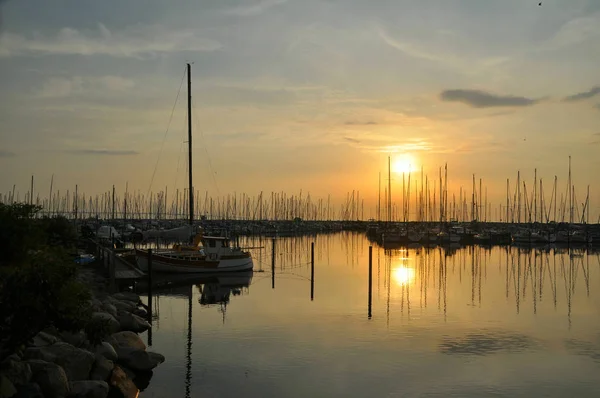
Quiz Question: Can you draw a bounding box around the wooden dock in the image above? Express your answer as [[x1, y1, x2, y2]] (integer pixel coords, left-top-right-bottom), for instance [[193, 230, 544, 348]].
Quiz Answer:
[[90, 240, 145, 292]]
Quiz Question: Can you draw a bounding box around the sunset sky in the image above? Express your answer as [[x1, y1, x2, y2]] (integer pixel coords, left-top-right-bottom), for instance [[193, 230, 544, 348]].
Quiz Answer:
[[0, 0, 599, 219]]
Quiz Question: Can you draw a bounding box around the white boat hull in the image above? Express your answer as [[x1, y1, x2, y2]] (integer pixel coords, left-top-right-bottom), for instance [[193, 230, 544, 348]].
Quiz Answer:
[[136, 250, 253, 274]]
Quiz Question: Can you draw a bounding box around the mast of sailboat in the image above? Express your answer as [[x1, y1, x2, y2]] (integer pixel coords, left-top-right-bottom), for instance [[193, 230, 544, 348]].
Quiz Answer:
[[187, 63, 194, 233]]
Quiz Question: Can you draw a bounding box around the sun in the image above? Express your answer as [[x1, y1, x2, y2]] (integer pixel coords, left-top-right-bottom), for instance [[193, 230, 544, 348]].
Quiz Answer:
[[392, 154, 418, 174]]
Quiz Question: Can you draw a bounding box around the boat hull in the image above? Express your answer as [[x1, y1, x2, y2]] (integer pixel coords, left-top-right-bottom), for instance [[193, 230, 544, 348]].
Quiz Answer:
[[135, 250, 253, 273]]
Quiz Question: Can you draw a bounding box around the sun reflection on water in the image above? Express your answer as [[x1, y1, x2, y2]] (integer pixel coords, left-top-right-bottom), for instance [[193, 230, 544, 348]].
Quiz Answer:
[[392, 266, 415, 286]]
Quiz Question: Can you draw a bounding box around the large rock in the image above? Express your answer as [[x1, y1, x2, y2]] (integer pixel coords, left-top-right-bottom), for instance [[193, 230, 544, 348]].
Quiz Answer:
[[91, 313, 120, 334], [110, 301, 136, 313], [24, 343, 94, 382], [68, 381, 108, 398], [108, 366, 137, 398], [89, 357, 113, 382], [31, 332, 58, 348], [58, 331, 87, 348], [100, 303, 117, 319], [13, 383, 43, 398], [105, 332, 145, 352], [131, 308, 148, 319], [117, 313, 150, 333], [27, 360, 69, 398], [93, 343, 117, 362], [117, 349, 164, 372], [0, 357, 31, 387], [111, 293, 140, 304]]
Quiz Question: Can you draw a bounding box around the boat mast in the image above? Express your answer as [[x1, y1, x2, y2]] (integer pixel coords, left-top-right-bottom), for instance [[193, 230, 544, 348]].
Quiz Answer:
[[187, 63, 194, 230]]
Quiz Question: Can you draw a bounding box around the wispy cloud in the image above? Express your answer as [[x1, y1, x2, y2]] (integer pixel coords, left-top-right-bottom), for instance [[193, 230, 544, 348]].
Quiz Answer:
[[64, 149, 139, 156], [345, 120, 377, 126], [34, 76, 135, 98], [563, 86, 600, 102], [543, 13, 600, 51], [0, 23, 221, 58], [440, 89, 540, 108], [0, 150, 16, 157], [343, 137, 361, 144], [223, 0, 287, 17]]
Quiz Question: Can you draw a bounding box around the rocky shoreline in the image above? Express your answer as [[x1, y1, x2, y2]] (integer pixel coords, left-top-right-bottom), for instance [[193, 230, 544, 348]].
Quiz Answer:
[[0, 266, 163, 398]]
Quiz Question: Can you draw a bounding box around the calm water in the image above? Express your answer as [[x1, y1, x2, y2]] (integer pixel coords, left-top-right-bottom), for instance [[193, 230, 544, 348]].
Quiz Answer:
[[138, 233, 600, 398]]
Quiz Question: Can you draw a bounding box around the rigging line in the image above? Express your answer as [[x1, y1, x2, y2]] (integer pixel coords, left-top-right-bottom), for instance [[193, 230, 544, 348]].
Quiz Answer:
[[191, 97, 220, 196], [146, 67, 187, 198]]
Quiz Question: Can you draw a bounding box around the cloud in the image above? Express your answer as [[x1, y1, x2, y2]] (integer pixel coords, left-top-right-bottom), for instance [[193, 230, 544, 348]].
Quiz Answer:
[[563, 86, 600, 102], [595, 104, 600, 111], [343, 137, 361, 144], [0, 150, 16, 157], [223, 0, 287, 17], [34, 76, 135, 98], [345, 120, 377, 126], [64, 149, 139, 156], [543, 14, 600, 51], [0, 23, 221, 58], [440, 89, 540, 108]]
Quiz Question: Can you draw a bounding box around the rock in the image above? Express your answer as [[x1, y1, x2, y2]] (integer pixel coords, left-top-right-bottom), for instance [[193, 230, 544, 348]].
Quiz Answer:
[[100, 303, 117, 319], [13, 383, 43, 398], [0, 357, 31, 387], [93, 343, 117, 362], [108, 366, 137, 398], [105, 332, 145, 352], [0, 374, 17, 398], [131, 308, 148, 319], [91, 313, 120, 334], [58, 331, 87, 348], [90, 357, 113, 382], [110, 301, 136, 313], [31, 332, 58, 347], [91, 299, 103, 312], [27, 360, 69, 398], [24, 343, 95, 382], [111, 293, 140, 304], [68, 381, 108, 398], [117, 313, 150, 333], [130, 370, 153, 392], [117, 349, 164, 372]]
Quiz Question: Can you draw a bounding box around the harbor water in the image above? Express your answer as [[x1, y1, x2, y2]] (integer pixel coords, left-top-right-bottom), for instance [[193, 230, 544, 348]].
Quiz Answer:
[[139, 232, 600, 397]]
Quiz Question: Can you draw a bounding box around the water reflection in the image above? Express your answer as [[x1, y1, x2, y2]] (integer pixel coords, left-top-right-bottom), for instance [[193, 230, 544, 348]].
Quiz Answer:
[[139, 233, 600, 398]]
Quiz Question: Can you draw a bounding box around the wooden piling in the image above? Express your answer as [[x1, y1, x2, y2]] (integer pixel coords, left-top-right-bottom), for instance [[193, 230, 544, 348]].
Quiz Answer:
[[310, 242, 315, 301], [271, 238, 275, 289], [147, 249, 153, 347], [368, 245, 373, 319]]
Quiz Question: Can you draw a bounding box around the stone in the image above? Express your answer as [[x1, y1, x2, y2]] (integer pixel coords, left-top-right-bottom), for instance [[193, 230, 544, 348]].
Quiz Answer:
[[0, 357, 31, 387], [24, 343, 95, 382], [31, 332, 58, 348], [105, 332, 145, 352], [110, 301, 136, 313], [13, 383, 43, 398], [93, 343, 117, 362], [58, 331, 87, 348], [108, 366, 137, 398], [117, 349, 164, 372], [27, 360, 69, 398], [100, 303, 117, 319], [68, 381, 108, 398], [91, 299, 103, 312], [0, 374, 17, 398], [117, 313, 150, 333], [111, 293, 140, 304], [130, 370, 153, 392], [90, 357, 113, 382], [131, 308, 148, 319], [91, 313, 120, 334]]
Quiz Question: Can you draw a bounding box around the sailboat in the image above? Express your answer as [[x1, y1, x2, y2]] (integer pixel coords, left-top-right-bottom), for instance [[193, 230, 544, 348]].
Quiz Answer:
[[135, 63, 253, 274]]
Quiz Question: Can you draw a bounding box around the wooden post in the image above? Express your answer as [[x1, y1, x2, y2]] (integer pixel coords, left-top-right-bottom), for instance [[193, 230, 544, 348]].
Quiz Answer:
[[271, 238, 275, 289], [310, 242, 315, 301], [147, 249, 153, 347], [368, 245, 373, 319]]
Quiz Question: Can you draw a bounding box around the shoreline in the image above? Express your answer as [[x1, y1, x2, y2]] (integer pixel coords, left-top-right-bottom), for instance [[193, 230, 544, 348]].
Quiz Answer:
[[0, 260, 164, 398]]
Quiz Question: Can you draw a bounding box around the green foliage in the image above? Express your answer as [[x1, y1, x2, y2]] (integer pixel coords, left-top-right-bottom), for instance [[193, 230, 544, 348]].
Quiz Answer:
[[0, 248, 92, 351], [0, 203, 90, 355]]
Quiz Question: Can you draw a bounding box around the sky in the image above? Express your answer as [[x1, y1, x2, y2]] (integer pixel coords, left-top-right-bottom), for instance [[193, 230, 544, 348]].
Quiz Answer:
[[0, 0, 599, 219]]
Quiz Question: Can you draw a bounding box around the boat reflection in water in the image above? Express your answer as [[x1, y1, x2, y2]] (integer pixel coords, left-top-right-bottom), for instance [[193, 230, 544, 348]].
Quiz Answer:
[[141, 271, 252, 398]]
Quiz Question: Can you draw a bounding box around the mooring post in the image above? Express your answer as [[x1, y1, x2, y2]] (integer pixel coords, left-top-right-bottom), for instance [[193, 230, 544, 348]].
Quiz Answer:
[[368, 245, 373, 319], [271, 238, 276, 289], [147, 249, 153, 347], [310, 242, 315, 301]]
